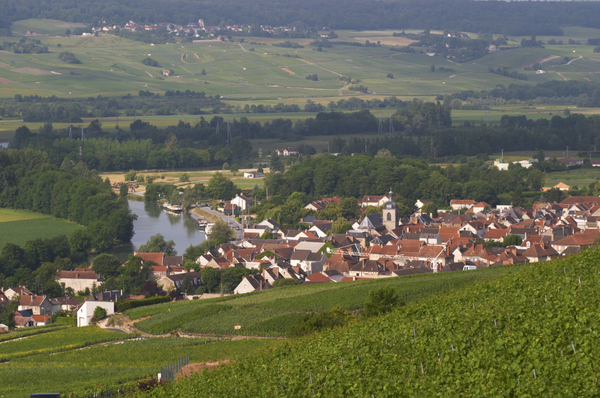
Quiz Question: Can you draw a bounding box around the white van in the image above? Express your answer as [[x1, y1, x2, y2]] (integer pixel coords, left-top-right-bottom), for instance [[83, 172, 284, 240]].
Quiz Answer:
[[463, 265, 478, 271]]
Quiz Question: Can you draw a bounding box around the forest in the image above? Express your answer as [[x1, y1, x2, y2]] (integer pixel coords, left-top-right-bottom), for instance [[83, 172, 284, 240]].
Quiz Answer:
[[1, 0, 600, 36]]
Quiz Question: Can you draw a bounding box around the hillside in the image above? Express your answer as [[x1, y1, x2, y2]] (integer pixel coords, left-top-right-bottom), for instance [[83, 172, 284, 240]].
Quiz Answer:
[[127, 265, 518, 336], [135, 247, 600, 396]]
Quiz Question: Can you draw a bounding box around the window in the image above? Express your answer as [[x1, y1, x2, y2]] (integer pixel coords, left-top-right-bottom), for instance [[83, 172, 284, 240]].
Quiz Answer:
[[387, 213, 392, 221]]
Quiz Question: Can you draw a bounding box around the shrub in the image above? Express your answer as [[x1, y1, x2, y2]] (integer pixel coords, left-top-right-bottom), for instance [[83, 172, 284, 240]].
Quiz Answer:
[[179, 173, 190, 182], [363, 286, 401, 317], [141, 57, 160, 67], [92, 306, 107, 324], [287, 305, 352, 338], [58, 51, 81, 64], [124, 169, 137, 181]]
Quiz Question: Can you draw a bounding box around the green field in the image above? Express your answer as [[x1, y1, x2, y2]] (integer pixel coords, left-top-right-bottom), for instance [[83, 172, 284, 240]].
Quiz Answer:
[[0, 326, 274, 397], [127, 265, 520, 337], [2, 23, 600, 102], [543, 168, 600, 190], [0, 208, 85, 248], [133, 246, 600, 397]]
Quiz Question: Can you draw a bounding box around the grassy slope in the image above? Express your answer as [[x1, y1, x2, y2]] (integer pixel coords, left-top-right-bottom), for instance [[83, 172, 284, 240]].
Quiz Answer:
[[0, 208, 84, 248], [136, 247, 600, 397], [0, 331, 274, 397], [128, 265, 519, 336]]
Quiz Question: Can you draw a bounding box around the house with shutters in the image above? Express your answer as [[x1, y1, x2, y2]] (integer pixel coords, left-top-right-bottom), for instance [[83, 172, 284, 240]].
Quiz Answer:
[[18, 294, 53, 316], [56, 270, 104, 293]]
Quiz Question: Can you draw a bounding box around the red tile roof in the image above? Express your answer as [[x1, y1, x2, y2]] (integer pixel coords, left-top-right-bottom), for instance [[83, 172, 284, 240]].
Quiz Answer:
[[134, 252, 164, 266]]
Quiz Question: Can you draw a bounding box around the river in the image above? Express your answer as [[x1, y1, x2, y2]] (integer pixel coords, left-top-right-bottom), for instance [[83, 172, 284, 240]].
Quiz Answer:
[[110, 200, 206, 262]]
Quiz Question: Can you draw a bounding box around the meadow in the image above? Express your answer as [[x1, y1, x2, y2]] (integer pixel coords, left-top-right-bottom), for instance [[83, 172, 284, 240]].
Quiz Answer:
[[0, 327, 275, 397], [128, 265, 521, 337], [0, 208, 85, 249]]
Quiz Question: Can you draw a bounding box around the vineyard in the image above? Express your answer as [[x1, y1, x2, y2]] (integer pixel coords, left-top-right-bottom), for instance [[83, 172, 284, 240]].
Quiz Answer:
[[1, 332, 275, 397], [0, 326, 138, 362], [0, 324, 65, 343], [133, 247, 600, 397], [129, 266, 519, 336]]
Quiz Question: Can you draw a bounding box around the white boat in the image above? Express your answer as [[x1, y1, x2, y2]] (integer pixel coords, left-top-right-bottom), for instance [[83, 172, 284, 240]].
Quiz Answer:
[[162, 203, 183, 212], [205, 223, 215, 235]]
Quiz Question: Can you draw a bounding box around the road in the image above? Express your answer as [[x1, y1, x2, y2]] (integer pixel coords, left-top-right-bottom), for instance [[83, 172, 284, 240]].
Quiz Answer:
[[198, 206, 244, 241]]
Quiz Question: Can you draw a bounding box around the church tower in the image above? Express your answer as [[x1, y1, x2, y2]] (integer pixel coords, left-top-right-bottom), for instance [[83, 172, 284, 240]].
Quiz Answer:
[[382, 189, 398, 232]]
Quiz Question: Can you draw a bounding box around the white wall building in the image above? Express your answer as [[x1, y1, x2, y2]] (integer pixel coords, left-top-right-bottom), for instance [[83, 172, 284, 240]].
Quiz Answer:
[[76, 301, 114, 327]]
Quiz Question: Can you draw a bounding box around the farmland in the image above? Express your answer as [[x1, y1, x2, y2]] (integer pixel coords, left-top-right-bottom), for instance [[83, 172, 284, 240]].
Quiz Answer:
[[0, 328, 274, 397], [135, 246, 600, 397], [0, 208, 85, 248], [2, 24, 600, 103], [128, 265, 521, 336]]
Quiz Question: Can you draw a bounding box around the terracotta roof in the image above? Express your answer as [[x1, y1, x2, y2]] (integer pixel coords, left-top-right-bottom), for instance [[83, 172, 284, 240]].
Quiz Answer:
[[57, 270, 103, 280], [18, 295, 47, 307], [135, 252, 164, 266], [450, 199, 477, 205], [164, 256, 183, 266], [31, 315, 50, 323], [485, 229, 509, 239]]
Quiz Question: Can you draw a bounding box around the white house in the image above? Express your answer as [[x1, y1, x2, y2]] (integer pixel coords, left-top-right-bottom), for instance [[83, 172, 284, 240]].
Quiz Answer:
[[77, 301, 115, 327], [231, 194, 252, 211]]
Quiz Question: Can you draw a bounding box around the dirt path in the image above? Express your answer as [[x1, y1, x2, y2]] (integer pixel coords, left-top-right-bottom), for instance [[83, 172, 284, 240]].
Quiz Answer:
[[556, 72, 569, 81], [179, 360, 232, 378], [299, 58, 343, 77], [281, 67, 295, 75], [238, 43, 247, 52], [517, 55, 560, 70], [180, 53, 187, 64], [194, 53, 200, 60], [145, 71, 153, 78], [566, 55, 583, 65]]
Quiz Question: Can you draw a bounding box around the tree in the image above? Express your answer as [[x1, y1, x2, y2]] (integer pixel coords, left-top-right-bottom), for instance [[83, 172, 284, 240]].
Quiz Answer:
[[124, 169, 137, 181], [179, 173, 190, 182], [137, 234, 177, 255], [387, 73, 394, 79], [119, 184, 128, 198], [503, 234, 523, 247], [200, 267, 220, 293], [511, 189, 525, 207], [65, 29, 71, 36], [183, 243, 205, 262], [421, 202, 438, 217], [181, 275, 195, 295], [92, 253, 122, 279], [363, 286, 401, 317], [528, 169, 544, 191], [270, 155, 285, 173], [201, 69, 206, 75], [375, 149, 392, 158], [209, 220, 235, 244], [330, 218, 352, 235], [230, 163, 239, 176], [206, 172, 237, 200], [430, 65, 436, 72], [260, 231, 275, 239]]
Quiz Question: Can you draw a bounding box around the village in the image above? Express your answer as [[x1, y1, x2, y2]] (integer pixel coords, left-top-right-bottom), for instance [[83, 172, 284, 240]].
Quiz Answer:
[[2, 186, 599, 332]]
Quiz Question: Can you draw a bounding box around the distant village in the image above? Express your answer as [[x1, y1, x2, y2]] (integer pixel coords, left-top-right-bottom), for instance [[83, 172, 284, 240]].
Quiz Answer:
[[3, 186, 600, 331]]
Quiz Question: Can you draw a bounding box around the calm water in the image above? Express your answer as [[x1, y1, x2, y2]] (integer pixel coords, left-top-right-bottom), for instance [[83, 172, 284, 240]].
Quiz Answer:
[[110, 200, 206, 262]]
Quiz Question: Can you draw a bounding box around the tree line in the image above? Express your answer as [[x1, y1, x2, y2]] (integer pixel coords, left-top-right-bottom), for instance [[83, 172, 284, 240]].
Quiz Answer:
[[3, 0, 600, 36], [0, 148, 136, 256]]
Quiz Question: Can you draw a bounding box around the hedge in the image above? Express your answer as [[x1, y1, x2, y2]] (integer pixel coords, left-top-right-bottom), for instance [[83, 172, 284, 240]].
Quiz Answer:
[[116, 296, 171, 312]]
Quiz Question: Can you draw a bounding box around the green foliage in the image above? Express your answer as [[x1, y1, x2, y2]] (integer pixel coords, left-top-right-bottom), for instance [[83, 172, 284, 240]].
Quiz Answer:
[[119, 183, 128, 198], [209, 220, 235, 244], [124, 169, 137, 181], [179, 172, 190, 182], [272, 278, 302, 288], [503, 234, 523, 247], [141, 57, 160, 67], [363, 286, 401, 317], [58, 51, 81, 64], [137, 233, 176, 255], [116, 296, 170, 312], [421, 202, 438, 217], [92, 306, 107, 323], [330, 218, 352, 235], [54, 316, 76, 326], [287, 305, 352, 338], [92, 253, 122, 278], [206, 172, 238, 200]]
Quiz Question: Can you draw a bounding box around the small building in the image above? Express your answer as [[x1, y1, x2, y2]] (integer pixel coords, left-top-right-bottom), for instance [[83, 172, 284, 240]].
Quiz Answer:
[[231, 194, 252, 211], [56, 270, 104, 293], [542, 182, 571, 192], [76, 301, 115, 327], [0, 141, 9, 149], [244, 171, 263, 179], [157, 271, 202, 292], [162, 70, 170, 76], [450, 199, 476, 211], [224, 203, 238, 215], [18, 295, 53, 316], [557, 158, 584, 168]]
